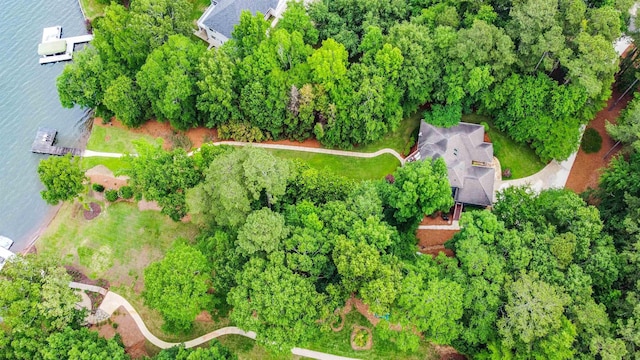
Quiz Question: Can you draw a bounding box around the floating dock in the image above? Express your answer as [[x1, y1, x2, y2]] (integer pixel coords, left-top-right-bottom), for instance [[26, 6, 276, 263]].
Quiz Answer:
[[38, 26, 93, 65], [31, 127, 82, 156]]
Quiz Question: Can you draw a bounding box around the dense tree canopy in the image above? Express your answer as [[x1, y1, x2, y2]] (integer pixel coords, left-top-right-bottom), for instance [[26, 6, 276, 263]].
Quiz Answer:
[[58, 0, 624, 157]]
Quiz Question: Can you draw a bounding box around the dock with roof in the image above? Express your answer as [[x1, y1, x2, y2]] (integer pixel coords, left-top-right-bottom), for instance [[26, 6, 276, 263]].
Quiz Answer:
[[38, 26, 93, 65]]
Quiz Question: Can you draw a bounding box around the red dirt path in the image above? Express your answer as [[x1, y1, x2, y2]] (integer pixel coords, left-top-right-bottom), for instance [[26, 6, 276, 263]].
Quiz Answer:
[[565, 92, 633, 193], [94, 117, 323, 150]]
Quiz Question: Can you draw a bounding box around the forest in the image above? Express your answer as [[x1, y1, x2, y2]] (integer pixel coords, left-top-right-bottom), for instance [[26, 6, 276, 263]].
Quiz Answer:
[[57, 0, 628, 161], [3, 0, 639, 358]]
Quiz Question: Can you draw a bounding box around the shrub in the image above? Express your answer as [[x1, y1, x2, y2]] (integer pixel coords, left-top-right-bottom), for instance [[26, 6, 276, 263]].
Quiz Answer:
[[480, 121, 490, 132], [502, 168, 512, 179], [403, 137, 416, 156], [581, 127, 602, 154], [218, 122, 267, 142], [169, 132, 192, 150], [92, 183, 105, 192], [119, 186, 134, 199], [105, 189, 119, 202]]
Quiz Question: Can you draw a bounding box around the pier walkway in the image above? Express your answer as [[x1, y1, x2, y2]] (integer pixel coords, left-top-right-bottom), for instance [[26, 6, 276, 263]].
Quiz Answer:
[[31, 127, 82, 156], [39, 30, 93, 65]]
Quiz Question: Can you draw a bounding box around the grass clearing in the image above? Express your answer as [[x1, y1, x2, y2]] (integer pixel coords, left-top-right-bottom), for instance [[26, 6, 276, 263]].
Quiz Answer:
[[355, 112, 422, 154], [86, 126, 159, 153], [266, 150, 400, 181], [217, 335, 290, 360], [191, 0, 210, 22], [37, 201, 212, 340], [81, 156, 129, 173], [462, 114, 546, 179], [79, 0, 106, 20], [301, 312, 436, 360]]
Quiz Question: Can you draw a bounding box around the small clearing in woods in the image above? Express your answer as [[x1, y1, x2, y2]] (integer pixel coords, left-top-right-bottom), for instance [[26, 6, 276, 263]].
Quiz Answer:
[[566, 90, 633, 193]]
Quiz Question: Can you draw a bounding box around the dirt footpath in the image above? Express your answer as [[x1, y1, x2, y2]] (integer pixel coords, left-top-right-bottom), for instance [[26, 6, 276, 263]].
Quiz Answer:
[[565, 90, 632, 193]]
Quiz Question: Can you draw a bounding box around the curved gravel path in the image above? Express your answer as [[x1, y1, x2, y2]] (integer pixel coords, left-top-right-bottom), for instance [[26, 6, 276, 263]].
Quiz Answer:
[[69, 282, 359, 360], [83, 141, 405, 164]]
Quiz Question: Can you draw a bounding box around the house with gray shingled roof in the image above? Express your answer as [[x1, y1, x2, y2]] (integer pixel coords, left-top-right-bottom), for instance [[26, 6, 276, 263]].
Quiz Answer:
[[409, 121, 497, 208], [196, 0, 287, 48]]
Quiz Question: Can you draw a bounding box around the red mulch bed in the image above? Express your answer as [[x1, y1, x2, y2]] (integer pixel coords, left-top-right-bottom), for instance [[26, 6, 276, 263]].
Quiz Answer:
[[83, 202, 101, 220], [416, 229, 458, 257], [566, 90, 633, 193]]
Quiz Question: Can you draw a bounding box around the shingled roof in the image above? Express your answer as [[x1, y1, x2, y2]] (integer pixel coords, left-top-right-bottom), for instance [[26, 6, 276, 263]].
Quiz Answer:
[[414, 121, 496, 206], [201, 0, 280, 39]]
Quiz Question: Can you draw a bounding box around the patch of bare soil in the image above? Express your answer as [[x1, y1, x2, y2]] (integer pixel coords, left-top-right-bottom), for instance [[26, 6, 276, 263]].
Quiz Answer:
[[83, 202, 101, 220], [566, 90, 633, 193], [95, 117, 327, 150], [92, 306, 149, 359], [416, 229, 458, 257], [86, 165, 129, 189], [434, 344, 467, 360], [137, 199, 162, 211]]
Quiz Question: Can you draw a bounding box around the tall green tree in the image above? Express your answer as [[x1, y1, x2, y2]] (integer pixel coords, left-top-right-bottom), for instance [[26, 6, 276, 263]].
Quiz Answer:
[[382, 158, 453, 227], [0, 255, 84, 359], [137, 35, 205, 130], [103, 75, 145, 127], [228, 252, 324, 351], [42, 327, 128, 360], [197, 46, 239, 128], [187, 147, 290, 228], [143, 243, 211, 333], [236, 208, 289, 256], [124, 139, 201, 221], [37, 153, 87, 205]]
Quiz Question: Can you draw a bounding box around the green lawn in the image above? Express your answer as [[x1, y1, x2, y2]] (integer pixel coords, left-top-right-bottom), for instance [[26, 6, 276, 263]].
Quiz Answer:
[[462, 114, 546, 179], [301, 312, 436, 360], [191, 0, 211, 22], [217, 335, 290, 360], [79, 0, 106, 20], [266, 150, 400, 181], [86, 126, 159, 154], [36, 201, 221, 342], [354, 112, 422, 154], [82, 156, 129, 174]]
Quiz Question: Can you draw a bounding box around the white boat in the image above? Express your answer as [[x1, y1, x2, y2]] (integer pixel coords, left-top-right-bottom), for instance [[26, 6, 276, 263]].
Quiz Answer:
[[0, 236, 13, 250], [0, 246, 16, 272]]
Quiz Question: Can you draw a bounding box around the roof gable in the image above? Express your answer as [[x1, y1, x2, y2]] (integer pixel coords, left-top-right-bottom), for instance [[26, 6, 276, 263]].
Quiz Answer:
[[415, 121, 496, 206], [201, 0, 280, 39]]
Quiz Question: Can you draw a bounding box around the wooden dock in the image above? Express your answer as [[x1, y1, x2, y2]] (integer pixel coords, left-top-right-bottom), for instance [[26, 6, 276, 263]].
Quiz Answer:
[[31, 127, 82, 156], [39, 26, 93, 65]]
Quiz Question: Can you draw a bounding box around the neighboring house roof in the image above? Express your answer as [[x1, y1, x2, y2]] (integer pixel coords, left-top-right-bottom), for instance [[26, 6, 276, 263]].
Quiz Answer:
[[415, 121, 496, 206], [201, 0, 280, 39]]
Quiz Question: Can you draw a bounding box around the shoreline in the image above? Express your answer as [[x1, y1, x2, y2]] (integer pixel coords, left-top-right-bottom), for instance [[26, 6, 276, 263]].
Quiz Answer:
[[19, 203, 63, 255]]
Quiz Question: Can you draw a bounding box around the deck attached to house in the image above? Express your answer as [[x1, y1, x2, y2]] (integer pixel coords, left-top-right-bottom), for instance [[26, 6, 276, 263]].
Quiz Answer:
[[31, 127, 82, 156]]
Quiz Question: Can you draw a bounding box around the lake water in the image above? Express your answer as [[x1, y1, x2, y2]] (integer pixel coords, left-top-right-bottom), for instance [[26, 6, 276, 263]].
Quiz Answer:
[[0, 0, 89, 252]]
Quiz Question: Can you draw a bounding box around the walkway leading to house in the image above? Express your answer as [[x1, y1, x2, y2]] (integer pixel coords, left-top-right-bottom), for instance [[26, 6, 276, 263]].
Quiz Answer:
[[69, 282, 360, 360], [497, 148, 578, 192], [417, 221, 460, 230], [82, 141, 405, 164]]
